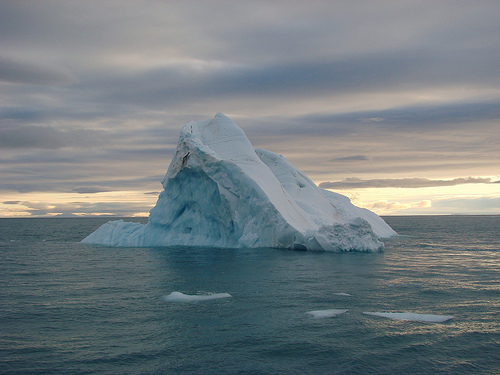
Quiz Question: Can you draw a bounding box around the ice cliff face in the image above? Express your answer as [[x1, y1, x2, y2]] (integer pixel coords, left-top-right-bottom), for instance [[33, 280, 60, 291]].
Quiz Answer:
[[82, 113, 396, 251]]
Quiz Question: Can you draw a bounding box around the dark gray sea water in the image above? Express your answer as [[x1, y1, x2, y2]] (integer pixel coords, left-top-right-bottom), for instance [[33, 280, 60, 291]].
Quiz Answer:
[[0, 216, 499, 374]]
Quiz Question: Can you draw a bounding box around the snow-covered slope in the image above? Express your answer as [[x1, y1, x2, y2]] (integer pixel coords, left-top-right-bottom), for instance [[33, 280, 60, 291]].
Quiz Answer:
[[82, 113, 396, 251]]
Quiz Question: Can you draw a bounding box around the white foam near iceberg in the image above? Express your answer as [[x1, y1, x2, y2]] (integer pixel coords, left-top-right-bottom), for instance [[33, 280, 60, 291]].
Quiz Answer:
[[306, 309, 349, 318], [363, 312, 455, 323], [163, 292, 232, 302], [82, 113, 396, 251]]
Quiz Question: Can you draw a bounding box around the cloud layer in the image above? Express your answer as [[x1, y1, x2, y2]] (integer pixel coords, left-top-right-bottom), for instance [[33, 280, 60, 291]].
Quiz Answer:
[[0, 1, 499, 216]]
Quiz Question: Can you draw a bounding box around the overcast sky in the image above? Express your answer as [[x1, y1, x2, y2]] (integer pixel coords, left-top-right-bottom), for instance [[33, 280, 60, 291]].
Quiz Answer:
[[1, 0, 499, 217]]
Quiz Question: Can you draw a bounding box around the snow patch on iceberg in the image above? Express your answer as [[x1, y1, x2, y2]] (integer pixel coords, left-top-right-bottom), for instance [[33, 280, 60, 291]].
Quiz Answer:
[[363, 312, 455, 323], [163, 292, 232, 302], [82, 113, 396, 251]]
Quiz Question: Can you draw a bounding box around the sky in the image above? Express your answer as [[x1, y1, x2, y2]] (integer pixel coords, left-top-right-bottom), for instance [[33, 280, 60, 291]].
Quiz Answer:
[[1, 0, 499, 217]]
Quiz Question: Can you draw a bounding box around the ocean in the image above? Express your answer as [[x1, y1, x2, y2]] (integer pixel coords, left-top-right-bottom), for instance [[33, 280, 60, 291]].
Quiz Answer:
[[0, 215, 498, 374]]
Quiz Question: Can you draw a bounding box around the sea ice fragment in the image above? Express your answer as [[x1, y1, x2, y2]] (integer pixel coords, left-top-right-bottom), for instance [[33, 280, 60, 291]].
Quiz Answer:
[[306, 309, 349, 318], [163, 292, 232, 302], [363, 312, 454, 323]]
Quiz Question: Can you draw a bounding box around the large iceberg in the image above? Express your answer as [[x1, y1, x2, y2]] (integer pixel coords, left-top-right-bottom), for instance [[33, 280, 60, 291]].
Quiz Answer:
[[82, 113, 396, 251]]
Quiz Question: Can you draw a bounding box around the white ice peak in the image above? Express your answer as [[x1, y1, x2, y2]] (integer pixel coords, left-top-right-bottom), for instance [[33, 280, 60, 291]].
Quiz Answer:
[[82, 113, 396, 251]]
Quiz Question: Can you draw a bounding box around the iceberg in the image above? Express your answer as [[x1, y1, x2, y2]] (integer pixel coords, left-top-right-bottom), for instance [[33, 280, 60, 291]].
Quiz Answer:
[[82, 113, 396, 251]]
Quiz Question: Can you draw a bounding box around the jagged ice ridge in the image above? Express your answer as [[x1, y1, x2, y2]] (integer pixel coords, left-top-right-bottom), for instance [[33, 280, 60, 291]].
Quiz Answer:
[[82, 113, 396, 251]]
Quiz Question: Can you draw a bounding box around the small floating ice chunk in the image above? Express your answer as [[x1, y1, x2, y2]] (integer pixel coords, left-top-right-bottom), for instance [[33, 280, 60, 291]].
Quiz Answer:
[[363, 312, 454, 323], [163, 292, 232, 302], [306, 309, 348, 318], [334, 292, 351, 296]]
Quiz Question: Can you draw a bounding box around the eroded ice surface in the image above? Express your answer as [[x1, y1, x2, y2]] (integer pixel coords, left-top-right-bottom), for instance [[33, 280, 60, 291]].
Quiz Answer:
[[82, 113, 396, 251], [163, 292, 232, 302], [363, 312, 455, 323], [306, 309, 349, 318]]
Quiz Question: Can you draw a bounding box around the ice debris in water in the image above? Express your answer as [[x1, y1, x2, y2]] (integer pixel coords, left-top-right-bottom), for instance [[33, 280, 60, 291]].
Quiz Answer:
[[306, 309, 349, 318], [82, 113, 396, 251], [334, 292, 351, 296], [363, 312, 454, 323], [163, 292, 232, 302]]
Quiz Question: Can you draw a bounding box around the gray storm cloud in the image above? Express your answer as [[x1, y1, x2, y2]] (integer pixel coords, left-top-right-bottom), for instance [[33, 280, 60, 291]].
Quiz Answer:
[[0, 125, 106, 149], [0, 56, 75, 85]]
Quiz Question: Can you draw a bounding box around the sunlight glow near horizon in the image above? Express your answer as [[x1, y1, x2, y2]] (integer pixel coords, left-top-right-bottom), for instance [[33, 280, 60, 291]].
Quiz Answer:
[[0, 191, 155, 218], [1, 177, 498, 218]]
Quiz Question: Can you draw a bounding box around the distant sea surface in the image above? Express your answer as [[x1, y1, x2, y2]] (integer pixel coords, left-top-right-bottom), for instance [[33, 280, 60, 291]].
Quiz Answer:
[[1, 215, 499, 374]]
